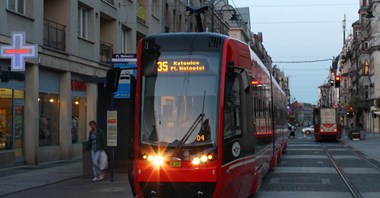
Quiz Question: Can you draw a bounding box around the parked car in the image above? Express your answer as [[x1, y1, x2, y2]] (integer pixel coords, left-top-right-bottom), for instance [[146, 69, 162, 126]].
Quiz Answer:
[[301, 126, 314, 135]]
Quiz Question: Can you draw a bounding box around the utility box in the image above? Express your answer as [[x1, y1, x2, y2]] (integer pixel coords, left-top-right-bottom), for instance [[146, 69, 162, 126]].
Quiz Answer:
[[360, 129, 366, 140], [82, 141, 93, 177]]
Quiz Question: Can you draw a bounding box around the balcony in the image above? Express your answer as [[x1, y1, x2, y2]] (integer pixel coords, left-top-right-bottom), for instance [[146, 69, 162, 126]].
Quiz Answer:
[[100, 41, 113, 63], [43, 19, 66, 51]]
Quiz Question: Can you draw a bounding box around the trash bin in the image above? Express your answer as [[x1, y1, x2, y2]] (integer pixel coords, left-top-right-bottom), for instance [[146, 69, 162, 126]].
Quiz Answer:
[[349, 130, 360, 140], [360, 129, 366, 140], [82, 141, 93, 178]]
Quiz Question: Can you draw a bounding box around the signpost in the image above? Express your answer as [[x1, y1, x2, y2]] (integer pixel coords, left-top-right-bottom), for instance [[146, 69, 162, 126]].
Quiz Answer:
[[0, 32, 38, 72], [106, 53, 137, 182]]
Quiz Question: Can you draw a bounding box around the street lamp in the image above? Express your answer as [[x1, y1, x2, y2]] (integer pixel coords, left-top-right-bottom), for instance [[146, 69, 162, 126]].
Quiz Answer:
[[218, 4, 242, 25]]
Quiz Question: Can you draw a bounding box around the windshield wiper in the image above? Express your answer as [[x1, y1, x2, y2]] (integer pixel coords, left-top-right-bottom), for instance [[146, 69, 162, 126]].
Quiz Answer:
[[174, 90, 206, 153], [174, 113, 205, 152]]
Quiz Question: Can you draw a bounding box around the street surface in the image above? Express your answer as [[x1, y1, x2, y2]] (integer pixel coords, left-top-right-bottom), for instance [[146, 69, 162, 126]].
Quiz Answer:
[[1, 172, 134, 198], [2, 128, 380, 198], [255, 129, 380, 198]]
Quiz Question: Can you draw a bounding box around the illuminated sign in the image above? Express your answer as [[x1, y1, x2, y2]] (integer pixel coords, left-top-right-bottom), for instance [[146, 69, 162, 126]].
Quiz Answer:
[[0, 32, 38, 72], [71, 80, 86, 92], [157, 59, 208, 73]]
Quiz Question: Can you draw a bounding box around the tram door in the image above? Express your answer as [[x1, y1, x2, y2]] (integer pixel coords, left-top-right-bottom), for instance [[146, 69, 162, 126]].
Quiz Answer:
[[14, 101, 24, 162]]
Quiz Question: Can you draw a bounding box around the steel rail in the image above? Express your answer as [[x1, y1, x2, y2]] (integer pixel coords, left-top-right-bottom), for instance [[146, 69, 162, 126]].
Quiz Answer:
[[321, 143, 362, 198]]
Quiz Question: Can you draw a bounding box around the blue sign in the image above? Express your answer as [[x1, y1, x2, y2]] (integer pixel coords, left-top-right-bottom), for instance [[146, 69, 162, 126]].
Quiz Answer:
[[0, 32, 38, 72], [113, 63, 137, 99], [112, 53, 137, 62]]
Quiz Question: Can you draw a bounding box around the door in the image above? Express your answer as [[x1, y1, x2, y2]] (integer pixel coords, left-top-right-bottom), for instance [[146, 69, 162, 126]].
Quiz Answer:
[[14, 101, 24, 162]]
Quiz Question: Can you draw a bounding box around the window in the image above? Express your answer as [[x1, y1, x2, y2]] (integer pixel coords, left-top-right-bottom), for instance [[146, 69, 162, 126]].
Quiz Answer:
[[173, 9, 176, 31], [152, 0, 160, 18], [0, 88, 13, 150], [121, 28, 129, 53], [223, 74, 242, 140], [7, 0, 25, 15], [39, 93, 60, 146], [72, 97, 86, 144], [78, 6, 88, 39], [178, 14, 182, 31]]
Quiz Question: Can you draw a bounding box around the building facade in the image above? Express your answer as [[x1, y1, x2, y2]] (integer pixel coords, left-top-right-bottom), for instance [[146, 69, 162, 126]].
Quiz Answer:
[[0, 0, 197, 167], [324, 0, 380, 132], [0, 0, 288, 167]]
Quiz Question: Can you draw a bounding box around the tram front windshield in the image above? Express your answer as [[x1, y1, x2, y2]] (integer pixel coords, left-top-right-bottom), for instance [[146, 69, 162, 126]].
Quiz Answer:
[[140, 53, 220, 148]]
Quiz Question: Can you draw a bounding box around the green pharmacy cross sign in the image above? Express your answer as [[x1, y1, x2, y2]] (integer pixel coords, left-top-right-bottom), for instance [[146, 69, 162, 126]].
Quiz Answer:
[[0, 32, 38, 72]]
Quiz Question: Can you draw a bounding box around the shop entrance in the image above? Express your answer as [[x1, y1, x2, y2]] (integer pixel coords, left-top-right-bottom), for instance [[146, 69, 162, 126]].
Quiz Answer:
[[14, 101, 24, 162]]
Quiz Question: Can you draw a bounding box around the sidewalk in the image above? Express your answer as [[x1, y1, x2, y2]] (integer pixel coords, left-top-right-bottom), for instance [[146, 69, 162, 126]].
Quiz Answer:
[[341, 131, 380, 163], [0, 158, 134, 197], [0, 159, 83, 196], [1, 133, 380, 197]]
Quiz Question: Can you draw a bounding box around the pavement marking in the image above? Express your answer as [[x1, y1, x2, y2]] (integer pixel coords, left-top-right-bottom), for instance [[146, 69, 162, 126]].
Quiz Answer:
[[282, 155, 328, 159], [342, 167, 380, 174], [254, 191, 351, 198], [95, 187, 128, 192], [273, 167, 337, 174]]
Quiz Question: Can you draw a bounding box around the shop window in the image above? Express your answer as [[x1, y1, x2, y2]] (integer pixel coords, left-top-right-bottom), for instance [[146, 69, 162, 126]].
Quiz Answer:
[[0, 88, 13, 150], [72, 96, 86, 144], [39, 93, 60, 146]]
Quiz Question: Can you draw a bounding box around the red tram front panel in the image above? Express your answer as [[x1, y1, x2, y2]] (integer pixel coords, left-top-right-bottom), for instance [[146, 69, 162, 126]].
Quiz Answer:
[[133, 32, 288, 198], [313, 107, 342, 141]]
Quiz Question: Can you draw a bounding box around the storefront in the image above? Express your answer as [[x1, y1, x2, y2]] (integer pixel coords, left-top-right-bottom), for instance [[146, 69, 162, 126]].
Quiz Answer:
[[0, 62, 95, 167], [0, 60, 26, 166]]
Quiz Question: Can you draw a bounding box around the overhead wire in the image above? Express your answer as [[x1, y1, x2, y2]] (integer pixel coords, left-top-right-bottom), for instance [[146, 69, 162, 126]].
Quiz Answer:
[[247, 3, 357, 8], [273, 59, 333, 63]]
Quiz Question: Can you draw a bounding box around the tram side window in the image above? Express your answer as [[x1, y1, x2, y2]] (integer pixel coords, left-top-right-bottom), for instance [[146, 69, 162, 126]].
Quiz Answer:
[[223, 74, 242, 139]]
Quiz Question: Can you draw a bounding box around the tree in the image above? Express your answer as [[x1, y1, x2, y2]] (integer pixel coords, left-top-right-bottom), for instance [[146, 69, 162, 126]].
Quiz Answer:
[[348, 96, 363, 116], [348, 96, 363, 127]]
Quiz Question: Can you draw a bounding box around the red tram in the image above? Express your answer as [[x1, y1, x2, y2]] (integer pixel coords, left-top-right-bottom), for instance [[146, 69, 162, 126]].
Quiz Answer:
[[127, 32, 288, 197], [313, 107, 342, 141]]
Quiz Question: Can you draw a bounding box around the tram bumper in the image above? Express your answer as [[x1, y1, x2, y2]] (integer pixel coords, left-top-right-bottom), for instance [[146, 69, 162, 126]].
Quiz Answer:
[[136, 163, 217, 197], [140, 182, 216, 197]]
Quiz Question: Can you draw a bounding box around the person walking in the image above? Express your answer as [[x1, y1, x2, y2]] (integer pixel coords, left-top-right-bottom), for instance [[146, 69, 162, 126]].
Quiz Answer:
[[86, 120, 106, 181]]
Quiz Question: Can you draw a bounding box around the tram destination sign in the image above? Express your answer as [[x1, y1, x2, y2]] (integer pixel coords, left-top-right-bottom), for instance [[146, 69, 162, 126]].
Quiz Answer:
[[156, 59, 208, 73], [0, 32, 38, 72]]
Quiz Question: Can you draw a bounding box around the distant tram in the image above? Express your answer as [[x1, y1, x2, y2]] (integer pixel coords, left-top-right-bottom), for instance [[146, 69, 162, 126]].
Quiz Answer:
[[108, 32, 288, 197], [313, 107, 342, 141]]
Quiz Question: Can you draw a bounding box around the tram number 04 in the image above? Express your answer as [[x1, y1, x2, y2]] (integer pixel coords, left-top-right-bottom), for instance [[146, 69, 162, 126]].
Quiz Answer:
[[196, 134, 205, 142], [157, 61, 168, 72]]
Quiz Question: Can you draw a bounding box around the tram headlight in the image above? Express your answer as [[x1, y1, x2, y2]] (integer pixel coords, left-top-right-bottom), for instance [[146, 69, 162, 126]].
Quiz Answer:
[[153, 156, 164, 167], [200, 155, 208, 162], [143, 154, 165, 167], [192, 154, 213, 165], [192, 157, 201, 165]]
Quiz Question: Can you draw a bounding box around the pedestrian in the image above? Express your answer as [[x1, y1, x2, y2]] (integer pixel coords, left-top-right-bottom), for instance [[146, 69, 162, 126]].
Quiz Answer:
[[86, 120, 107, 181]]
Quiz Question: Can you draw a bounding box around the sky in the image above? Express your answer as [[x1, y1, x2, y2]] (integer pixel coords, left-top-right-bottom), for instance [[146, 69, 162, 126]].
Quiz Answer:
[[232, 0, 359, 104]]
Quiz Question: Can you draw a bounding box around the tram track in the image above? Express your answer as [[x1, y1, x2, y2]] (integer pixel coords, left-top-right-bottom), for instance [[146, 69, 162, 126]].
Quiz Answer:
[[256, 136, 380, 197], [321, 143, 362, 198]]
